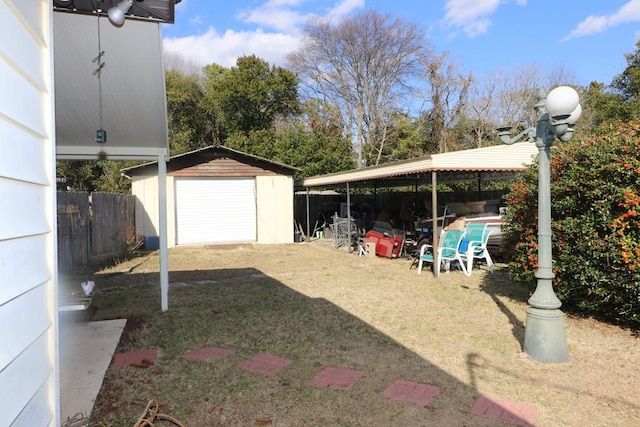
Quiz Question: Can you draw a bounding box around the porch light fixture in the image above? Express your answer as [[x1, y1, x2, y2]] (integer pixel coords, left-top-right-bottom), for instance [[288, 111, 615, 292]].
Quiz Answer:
[[497, 86, 582, 363], [107, 0, 133, 27]]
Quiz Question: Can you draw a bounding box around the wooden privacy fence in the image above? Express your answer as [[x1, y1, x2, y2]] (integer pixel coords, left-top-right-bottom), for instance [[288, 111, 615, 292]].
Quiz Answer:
[[57, 192, 137, 272]]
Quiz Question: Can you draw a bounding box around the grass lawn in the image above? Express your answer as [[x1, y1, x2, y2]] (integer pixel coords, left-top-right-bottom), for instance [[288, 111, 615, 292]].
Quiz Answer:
[[72, 242, 639, 426]]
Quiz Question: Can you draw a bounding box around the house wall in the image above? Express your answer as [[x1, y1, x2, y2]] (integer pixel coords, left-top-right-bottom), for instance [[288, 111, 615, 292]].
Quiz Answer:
[[0, 0, 58, 425]]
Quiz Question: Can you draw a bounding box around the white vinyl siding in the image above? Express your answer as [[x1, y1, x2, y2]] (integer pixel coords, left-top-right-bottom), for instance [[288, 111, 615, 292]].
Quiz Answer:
[[175, 178, 257, 245], [0, 0, 57, 426]]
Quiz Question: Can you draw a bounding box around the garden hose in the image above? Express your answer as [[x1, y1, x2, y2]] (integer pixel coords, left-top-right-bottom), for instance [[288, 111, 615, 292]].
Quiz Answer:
[[133, 400, 186, 427]]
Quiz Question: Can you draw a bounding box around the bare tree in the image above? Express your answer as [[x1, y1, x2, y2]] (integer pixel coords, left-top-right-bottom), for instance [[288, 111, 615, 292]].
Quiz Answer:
[[422, 51, 472, 153], [546, 62, 579, 90], [163, 50, 202, 76], [464, 62, 580, 147], [287, 10, 429, 167], [465, 71, 497, 148], [466, 68, 528, 148]]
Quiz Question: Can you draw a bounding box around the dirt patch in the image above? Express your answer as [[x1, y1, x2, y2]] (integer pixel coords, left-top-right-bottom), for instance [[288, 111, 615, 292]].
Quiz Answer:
[[87, 242, 640, 426]]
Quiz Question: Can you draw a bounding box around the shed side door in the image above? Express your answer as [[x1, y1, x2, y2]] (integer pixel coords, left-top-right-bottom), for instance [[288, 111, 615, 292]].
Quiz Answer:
[[175, 177, 257, 244]]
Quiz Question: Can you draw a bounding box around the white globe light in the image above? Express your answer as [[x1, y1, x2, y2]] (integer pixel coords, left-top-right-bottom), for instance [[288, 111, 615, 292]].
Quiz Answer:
[[546, 86, 580, 118], [566, 103, 582, 124]]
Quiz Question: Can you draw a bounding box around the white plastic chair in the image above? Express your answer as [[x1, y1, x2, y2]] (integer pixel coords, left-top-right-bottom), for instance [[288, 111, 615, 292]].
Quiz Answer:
[[460, 222, 494, 275], [418, 229, 468, 276]]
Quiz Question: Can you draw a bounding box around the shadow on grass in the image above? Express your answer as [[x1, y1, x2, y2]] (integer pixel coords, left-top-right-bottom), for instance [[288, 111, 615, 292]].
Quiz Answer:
[[82, 265, 532, 426], [479, 268, 528, 350]]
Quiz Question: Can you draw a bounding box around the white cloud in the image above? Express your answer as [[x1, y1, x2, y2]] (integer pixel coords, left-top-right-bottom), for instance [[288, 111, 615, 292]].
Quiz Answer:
[[163, 27, 300, 68], [441, 0, 526, 38], [562, 0, 640, 41], [236, 0, 363, 32], [164, 0, 364, 69], [327, 0, 365, 20], [239, 7, 308, 33], [263, 0, 305, 7]]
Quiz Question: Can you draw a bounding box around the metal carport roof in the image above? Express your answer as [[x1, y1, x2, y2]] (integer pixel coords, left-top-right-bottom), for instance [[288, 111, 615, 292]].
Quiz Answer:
[[296, 142, 538, 190]]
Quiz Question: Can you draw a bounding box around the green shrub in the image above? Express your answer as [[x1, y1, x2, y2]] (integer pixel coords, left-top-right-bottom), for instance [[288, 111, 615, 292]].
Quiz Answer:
[[502, 121, 640, 325]]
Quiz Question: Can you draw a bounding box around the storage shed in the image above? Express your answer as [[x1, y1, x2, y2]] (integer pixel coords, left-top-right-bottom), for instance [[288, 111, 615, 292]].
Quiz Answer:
[[123, 145, 300, 247]]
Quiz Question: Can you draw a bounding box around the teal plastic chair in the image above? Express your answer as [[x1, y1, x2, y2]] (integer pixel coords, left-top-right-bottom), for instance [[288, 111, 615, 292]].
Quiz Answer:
[[417, 229, 468, 276], [461, 222, 494, 275]]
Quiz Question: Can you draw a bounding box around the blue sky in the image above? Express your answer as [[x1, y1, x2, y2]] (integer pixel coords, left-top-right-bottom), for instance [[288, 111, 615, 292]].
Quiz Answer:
[[162, 0, 640, 86]]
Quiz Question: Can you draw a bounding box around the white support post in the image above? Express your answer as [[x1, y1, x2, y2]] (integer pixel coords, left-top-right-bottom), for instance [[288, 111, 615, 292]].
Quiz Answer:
[[158, 156, 169, 311], [431, 171, 439, 277]]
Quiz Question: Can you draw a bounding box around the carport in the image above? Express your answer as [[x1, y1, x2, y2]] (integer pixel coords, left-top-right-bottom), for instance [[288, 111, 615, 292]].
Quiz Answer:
[[296, 142, 539, 272]]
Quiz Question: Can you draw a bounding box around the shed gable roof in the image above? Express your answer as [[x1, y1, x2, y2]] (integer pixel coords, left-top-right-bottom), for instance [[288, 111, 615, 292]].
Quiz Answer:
[[122, 145, 300, 177]]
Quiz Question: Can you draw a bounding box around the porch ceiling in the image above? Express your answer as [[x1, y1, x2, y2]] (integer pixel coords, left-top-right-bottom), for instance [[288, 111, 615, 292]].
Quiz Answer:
[[53, 10, 169, 161], [53, 0, 180, 24]]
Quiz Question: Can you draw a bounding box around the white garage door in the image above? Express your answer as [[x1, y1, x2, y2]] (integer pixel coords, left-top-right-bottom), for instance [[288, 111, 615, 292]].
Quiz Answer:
[[175, 178, 257, 245]]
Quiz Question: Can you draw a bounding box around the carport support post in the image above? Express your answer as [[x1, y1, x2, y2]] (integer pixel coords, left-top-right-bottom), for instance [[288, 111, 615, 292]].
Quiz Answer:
[[346, 182, 352, 252], [158, 156, 169, 311], [306, 188, 310, 242], [431, 171, 439, 276]]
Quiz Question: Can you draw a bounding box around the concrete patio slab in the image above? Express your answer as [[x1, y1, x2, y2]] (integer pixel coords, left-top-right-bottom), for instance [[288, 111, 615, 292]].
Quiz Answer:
[[59, 318, 126, 422]]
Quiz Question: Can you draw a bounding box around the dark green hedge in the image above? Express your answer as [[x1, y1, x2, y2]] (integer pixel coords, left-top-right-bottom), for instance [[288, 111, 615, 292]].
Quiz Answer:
[[502, 121, 640, 325]]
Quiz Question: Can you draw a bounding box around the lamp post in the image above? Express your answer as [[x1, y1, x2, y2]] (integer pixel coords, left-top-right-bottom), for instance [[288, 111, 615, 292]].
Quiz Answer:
[[498, 86, 582, 363]]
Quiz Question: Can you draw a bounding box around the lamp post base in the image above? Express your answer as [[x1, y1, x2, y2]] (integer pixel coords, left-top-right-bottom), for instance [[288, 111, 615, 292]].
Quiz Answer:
[[524, 307, 568, 362]]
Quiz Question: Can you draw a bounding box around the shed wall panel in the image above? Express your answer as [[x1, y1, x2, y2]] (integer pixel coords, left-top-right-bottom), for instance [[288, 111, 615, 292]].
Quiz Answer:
[[256, 175, 294, 244], [132, 176, 159, 240], [132, 174, 176, 248]]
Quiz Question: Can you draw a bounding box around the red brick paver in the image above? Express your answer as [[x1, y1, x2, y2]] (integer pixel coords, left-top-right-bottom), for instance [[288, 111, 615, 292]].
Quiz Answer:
[[309, 367, 366, 390], [180, 346, 235, 361], [112, 348, 158, 368], [382, 379, 440, 406], [471, 395, 536, 426], [237, 353, 292, 376], [120, 346, 539, 424]]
